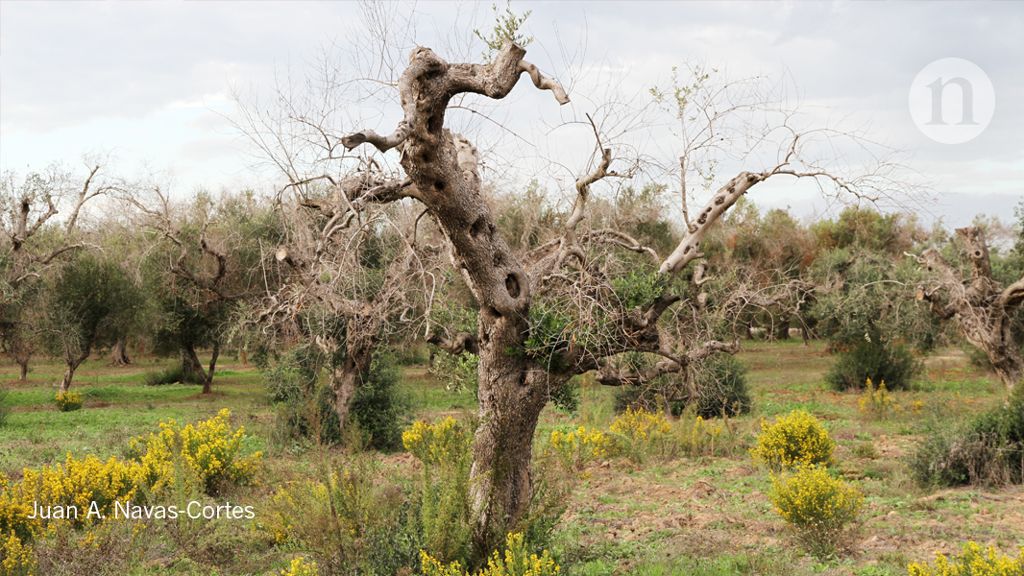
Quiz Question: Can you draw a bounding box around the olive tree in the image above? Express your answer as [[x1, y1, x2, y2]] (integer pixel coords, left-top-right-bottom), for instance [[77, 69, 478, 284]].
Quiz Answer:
[[1, 164, 119, 379], [44, 255, 140, 392], [335, 38, 897, 555], [129, 188, 282, 393], [915, 226, 1024, 392]]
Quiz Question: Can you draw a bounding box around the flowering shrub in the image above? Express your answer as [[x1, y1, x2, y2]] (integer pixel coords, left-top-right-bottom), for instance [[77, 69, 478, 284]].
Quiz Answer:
[[420, 532, 560, 576], [751, 410, 835, 471], [22, 454, 139, 529], [676, 414, 729, 457], [769, 464, 863, 557], [403, 417, 473, 565], [403, 417, 471, 465], [858, 378, 896, 419], [258, 460, 420, 575], [279, 556, 319, 576], [609, 407, 672, 462], [1, 531, 36, 576], [0, 454, 141, 574], [53, 391, 83, 412], [907, 541, 1024, 576], [545, 426, 610, 470], [129, 409, 261, 495]]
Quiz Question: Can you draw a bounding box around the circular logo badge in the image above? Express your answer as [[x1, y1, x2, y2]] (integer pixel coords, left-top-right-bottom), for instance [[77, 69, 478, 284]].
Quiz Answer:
[[908, 57, 994, 144]]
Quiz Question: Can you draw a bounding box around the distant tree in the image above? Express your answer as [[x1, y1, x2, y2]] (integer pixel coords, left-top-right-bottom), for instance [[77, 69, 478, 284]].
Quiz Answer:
[[0, 164, 119, 379], [130, 189, 282, 393], [915, 226, 1024, 393], [43, 255, 141, 392]]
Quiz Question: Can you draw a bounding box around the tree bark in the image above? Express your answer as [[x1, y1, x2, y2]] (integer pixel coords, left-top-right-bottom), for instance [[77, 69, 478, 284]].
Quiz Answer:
[[774, 318, 791, 340], [59, 359, 82, 393], [329, 351, 372, 436], [918, 227, 1024, 394], [110, 337, 130, 366], [204, 341, 221, 394], [18, 360, 29, 382], [468, 312, 552, 560], [180, 344, 211, 390]]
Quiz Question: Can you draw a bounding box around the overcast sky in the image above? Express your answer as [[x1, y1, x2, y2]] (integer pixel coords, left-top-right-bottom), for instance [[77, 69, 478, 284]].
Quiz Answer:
[[1, 1, 1022, 227]]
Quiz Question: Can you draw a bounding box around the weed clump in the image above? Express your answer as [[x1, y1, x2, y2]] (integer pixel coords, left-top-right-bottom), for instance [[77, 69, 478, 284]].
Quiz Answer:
[[545, 426, 611, 471], [278, 557, 319, 576], [259, 460, 420, 575], [403, 417, 474, 565], [857, 378, 897, 419], [608, 407, 672, 462], [910, 388, 1024, 487]]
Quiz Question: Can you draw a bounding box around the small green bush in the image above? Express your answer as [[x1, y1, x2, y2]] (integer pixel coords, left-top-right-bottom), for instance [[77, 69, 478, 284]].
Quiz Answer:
[[0, 387, 10, 428], [143, 365, 205, 386], [692, 355, 752, 418], [350, 353, 409, 451], [259, 459, 420, 575], [429, 351, 479, 394], [827, 338, 920, 391], [265, 346, 408, 451], [910, 389, 1024, 486]]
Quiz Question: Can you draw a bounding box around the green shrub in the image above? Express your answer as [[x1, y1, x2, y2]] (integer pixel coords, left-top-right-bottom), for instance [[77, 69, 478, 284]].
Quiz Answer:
[[692, 355, 752, 418], [0, 387, 9, 428], [259, 459, 420, 576], [143, 365, 205, 386], [827, 338, 920, 391], [769, 464, 863, 558], [429, 351, 479, 394], [350, 353, 409, 451], [751, 410, 835, 471], [910, 389, 1024, 486], [265, 346, 408, 450], [53, 390, 83, 412]]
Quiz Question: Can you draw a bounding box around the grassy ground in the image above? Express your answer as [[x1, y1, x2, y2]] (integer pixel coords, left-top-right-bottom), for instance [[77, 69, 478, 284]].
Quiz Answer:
[[0, 341, 1020, 575]]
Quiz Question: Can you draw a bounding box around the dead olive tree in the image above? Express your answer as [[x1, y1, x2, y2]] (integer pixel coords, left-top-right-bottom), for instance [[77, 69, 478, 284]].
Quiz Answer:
[[338, 39, 894, 555], [1, 164, 118, 380], [916, 226, 1024, 392], [259, 173, 437, 436]]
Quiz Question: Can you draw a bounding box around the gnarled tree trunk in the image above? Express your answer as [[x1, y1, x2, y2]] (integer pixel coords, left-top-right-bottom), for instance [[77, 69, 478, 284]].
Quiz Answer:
[[341, 40, 837, 560], [329, 343, 373, 436], [917, 227, 1024, 393], [178, 341, 220, 393], [110, 337, 130, 366], [59, 356, 86, 393]]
